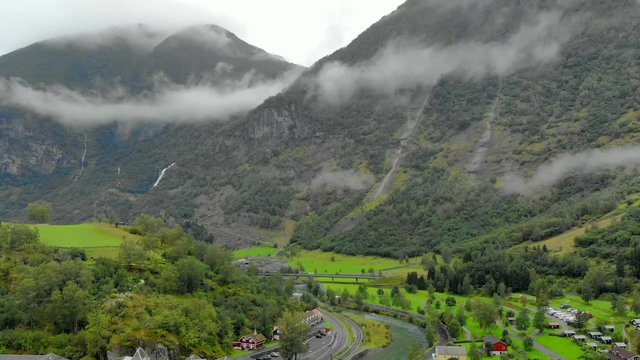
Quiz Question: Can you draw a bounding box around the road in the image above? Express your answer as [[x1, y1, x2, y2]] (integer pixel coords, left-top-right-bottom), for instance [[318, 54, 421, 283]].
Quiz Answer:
[[232, 308, 361, 360], [299, 309, 364, 360]]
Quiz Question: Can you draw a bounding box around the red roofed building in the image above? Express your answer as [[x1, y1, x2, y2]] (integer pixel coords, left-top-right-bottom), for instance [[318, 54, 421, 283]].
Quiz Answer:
[[232, 331, 267, 350], [484, 335, 508, 356]]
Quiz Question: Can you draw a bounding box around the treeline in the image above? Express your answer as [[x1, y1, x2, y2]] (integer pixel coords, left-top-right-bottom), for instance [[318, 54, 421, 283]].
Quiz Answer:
[[405, 241, 639, 304], [0, 216, 294, 360]]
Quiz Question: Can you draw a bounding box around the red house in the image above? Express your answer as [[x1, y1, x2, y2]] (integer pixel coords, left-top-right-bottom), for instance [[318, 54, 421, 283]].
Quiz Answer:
[[484, 335, 508, 356], [233, 331, 267, 350]]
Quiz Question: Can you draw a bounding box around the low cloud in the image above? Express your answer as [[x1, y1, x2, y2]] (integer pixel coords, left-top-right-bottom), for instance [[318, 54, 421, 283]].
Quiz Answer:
[[44, 24, 168, 54], [314, 11, 584, 105], [0, 70, 301, 125], [311, 168, 375, 191], [502, 146, 640, 195]]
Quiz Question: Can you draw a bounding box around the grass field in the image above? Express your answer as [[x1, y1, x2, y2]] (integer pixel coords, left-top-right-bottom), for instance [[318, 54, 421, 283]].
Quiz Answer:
[[34, 223, 136, 248], [515, 216, 621, 254], [536, 336, 584, 360], [344, 312, 392, 350], [232, 246, 279, 259], [287, 250, 406, 274]]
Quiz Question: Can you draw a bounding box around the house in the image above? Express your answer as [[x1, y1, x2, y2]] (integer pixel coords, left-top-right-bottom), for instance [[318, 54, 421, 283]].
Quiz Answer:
[[434, 346, 468, 360], [631, 319, 640, 326], [601, 336, 613, 344], [586, 342, 598, 349], [563, 330, 576, 337], [609, 346, 640, 360], [605, 325, 616, 332], [233, 331, 267, 350], [589, 331, 603, 339], [303, 308, 323, 326], [507, 317, 516, 325], [0, 354, 68, 360], [484, 335, 508, 356], [272, 326, 281, 340], [573, 335, 587, 342], [615, 343, 628, 349], [548, 322, 561, 329]]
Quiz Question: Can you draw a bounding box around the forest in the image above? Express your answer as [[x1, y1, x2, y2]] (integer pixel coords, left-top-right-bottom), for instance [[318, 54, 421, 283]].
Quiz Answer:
[[0, 216, 296, 359]]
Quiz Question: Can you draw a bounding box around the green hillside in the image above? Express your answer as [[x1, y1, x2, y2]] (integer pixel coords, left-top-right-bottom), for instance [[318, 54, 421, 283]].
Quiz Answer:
[[35, 223, 135, 248]]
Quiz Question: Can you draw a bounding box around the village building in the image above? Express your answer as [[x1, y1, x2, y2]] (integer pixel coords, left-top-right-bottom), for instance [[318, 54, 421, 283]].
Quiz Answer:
[[272, 326, 281, 341], [586, 342, 598, 349], [609, 346, 640, 360], [563, 330, 576, 337], [233, 331, 267, 351], [615, 343, 628, 349], [434, 346, 468, 360], [573, 335, 587, 343], [605, 325, 616, 332], [588, 331, 603, 339], [483, 335, 508, 356], [548, 322, 561, 329], [303, 308, 323, 326], [601, 336, 613, 344], [507, 317, 516, 325]]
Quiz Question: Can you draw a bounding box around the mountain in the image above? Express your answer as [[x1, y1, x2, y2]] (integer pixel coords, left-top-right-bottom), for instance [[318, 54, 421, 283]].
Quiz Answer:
[[2, 0, 640, 255]]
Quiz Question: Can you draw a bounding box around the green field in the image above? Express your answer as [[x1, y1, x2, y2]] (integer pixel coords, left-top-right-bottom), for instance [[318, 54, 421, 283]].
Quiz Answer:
[[287, 250, 405, 274], [536, 336, 584, 360], [232, 246, 279, 258], [34, 223, 136, 248], [514, 216, 621, 255]]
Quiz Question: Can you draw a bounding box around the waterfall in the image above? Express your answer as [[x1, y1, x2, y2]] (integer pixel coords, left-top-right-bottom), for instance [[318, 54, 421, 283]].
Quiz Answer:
[[152, 163, 176, 188]]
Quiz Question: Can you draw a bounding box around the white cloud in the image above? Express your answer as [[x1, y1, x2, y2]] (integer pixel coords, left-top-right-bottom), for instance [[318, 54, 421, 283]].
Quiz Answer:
[[502, 146, 640, 195], [0, 0, 404, 66], [0, 70, 301, 125], [314, 11, 584, 105], [43, 24, 168, 54]]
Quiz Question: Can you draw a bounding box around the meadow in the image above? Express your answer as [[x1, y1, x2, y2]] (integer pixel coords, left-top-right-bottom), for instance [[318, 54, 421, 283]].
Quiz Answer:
[[29, 222, 137, 259], [286, 249, 407, 274], [34, 223, 135, 248]]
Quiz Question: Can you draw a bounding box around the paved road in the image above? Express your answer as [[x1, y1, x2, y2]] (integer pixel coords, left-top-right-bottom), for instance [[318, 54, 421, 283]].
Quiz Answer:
[[232, 309, 348, 360], [299, 309, 363, 360]]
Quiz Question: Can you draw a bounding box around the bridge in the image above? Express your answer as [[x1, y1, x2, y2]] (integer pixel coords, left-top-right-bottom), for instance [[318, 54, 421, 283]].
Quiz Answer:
[[259, 272, 382, 282]]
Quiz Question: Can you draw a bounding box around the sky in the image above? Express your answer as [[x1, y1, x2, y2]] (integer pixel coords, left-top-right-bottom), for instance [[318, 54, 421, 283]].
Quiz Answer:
[[0, 0, 404, 66]]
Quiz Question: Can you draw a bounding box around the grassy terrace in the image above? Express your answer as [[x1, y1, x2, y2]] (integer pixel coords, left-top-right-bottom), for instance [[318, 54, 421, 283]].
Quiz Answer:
[[35, 223, 135, 248], [287, 250, 405, 274], [23, 222, 139, 259]]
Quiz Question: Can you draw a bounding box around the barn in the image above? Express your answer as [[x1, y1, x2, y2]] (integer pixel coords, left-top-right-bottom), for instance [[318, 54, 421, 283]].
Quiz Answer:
[[483, 335, 508, 356]]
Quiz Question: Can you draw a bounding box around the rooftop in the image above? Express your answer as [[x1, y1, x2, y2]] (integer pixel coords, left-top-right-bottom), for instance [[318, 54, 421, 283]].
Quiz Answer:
[[435, 346, 467, 356]]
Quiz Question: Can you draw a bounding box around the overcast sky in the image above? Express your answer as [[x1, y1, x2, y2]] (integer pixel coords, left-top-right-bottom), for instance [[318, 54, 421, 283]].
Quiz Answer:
[[0, 0, 404, 66]]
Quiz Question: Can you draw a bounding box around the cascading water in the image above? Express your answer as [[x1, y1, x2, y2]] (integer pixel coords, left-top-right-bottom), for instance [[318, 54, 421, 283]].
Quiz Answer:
[[152, 163, 176, 188]]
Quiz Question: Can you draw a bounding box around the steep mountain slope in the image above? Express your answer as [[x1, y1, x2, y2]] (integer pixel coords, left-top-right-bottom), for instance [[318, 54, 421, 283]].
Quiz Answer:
[[0, 24, 301, 225], [2, 0, 640, 256]]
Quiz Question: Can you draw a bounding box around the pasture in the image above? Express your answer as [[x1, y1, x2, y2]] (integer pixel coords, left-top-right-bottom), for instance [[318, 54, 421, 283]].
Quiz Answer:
[[287, 249, 405, 274], [35, 223, 134, 248]]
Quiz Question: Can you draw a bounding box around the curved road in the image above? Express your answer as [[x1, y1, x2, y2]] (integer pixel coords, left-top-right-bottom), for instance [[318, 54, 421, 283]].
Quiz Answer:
[[299, 309, 364, 360]]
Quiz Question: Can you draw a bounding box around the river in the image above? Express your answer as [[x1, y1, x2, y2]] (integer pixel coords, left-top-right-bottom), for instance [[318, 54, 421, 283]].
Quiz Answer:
[[359, 313, 427, 360]]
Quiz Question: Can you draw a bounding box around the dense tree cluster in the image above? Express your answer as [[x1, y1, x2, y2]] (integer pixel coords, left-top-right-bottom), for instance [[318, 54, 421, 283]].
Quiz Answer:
[[0, 217, 293, 360]]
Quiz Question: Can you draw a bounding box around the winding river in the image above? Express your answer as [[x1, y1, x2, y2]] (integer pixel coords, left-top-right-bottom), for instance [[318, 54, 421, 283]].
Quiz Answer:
[[359, 313, 427, 360]]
